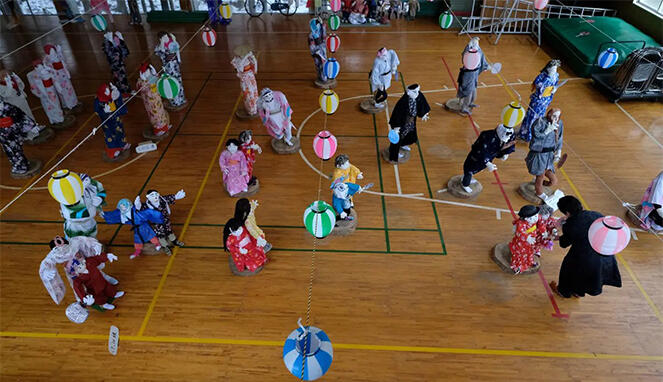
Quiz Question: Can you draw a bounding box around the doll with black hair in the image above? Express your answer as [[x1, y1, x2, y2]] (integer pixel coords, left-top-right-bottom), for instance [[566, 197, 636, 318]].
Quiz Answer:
[[239, 130, 261, 183], [223, 217, 267, 275], [136, 189, 186, 249], [219, 138, 250, 196], [234, 198, 271, 252]]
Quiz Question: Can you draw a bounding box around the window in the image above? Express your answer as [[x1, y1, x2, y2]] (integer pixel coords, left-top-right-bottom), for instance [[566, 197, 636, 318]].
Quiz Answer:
[[633, 0, 663, 18]]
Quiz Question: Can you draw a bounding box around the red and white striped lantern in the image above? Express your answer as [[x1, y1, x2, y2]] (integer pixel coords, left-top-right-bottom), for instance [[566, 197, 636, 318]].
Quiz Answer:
[[463, 49, 481, 70], [330, 0, 342, 12], [326, 34, 340, 53], [202, 27, 217, 47], [588, 216, 631, 255], [312, 130, 338, 160]]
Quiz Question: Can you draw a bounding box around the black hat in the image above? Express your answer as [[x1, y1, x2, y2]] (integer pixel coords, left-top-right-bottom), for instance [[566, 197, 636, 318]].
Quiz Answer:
[[518, 205, 540, 218]]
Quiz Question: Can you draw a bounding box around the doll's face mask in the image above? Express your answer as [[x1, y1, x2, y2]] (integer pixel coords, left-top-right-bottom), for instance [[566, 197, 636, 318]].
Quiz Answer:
[[525, 214, 539, 224], [406, 85, 420, 99], [262, 91, 274, 103], [227, 143, 238, 154], [338, 160, 350, 170], [146, 191, 160, 206], [231, 226, 243, 237]]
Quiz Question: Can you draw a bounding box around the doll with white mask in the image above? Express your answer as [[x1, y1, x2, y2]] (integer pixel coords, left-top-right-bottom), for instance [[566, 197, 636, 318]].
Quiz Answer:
[[523, 107, 564, 202], [257, 88, 298, 152], [155, 31, 187, 110], [508, 205, 545, 274], [517, 59, 562, 142], [101, 198, 166, 258], [94, 82, 130, 161], [385, 84, 430, 163], [136, 189, 186, 248], [330, 177, 373, 221], [57, 172, 106, 239], [137, 62, 171, 139], [219, 138, 251, 196], [102, 31, 131, 94]]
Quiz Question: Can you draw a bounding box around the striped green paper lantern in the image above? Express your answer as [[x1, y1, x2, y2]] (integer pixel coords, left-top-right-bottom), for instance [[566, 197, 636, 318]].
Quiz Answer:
[[157, 74, 180, 100], [303, 200, 336, 239], [328, 14, 340, 31], [439, 11, 453, 29], [91, 14, 107, 32]]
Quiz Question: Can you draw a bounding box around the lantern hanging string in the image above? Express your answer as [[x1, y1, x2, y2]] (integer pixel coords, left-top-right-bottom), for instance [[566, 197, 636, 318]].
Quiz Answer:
[[0, 20, 213, 216]]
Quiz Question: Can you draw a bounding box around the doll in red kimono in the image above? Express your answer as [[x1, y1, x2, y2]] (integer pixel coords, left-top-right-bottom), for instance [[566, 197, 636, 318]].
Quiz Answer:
[[239, 130, 261, 183], [509, 205, 544, 274], [223, 217, 267, 273], [68, 251, 124, 310], [536, 204, 560, 253]]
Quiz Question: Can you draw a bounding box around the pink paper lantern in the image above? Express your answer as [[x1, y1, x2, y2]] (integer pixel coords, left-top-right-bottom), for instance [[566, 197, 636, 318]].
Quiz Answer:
[[588, 216, 631, 255], [534, 0, 549, 10], [330, 0, 342, 12], [463, 49, 481, 70], [313, 130, 337, 160]]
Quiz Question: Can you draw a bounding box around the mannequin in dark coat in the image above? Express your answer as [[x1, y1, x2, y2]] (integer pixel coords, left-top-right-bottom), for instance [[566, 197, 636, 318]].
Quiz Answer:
[[388, 83, 430, 162], [552, 196, 622, 298]]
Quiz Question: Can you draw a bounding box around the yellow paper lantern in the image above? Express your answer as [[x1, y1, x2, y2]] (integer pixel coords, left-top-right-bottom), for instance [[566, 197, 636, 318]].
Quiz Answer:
[[219, 3, 232, 19], [319, 90, 339, 114], [48, 169, 83, 205], [501, 101, 525, 128]]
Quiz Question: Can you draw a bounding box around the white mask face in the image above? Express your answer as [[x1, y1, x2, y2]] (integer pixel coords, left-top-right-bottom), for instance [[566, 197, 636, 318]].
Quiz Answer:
[[496, 125, 513, 143], [74, 259, 88, 274], [339, 161, 350, 170], [231, 226, 243, 236], [146, 192, 160, 206], [227, 143, 238, 154], [547, 65, 558, 76], [406, 87, 419, 99], [525, 214, 539, 224], [262, 91, 274, 103], [549, 111, 561, 124]]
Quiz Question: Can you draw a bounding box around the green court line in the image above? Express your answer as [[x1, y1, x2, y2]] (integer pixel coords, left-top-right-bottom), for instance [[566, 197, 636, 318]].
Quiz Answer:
[[399, 73, 447, 255], [0, 241, 442, 256], [0, 220, 437, 232], [368, 83, 391, 253], [106, 73, 213, 247]]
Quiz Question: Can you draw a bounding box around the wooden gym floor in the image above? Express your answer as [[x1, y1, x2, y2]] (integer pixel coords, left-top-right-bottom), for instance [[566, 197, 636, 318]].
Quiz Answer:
[[1, 15, 662, 381]]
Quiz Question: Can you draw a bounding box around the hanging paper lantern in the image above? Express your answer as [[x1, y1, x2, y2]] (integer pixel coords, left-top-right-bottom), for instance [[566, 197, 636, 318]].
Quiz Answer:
[[500, 102, 525, 127], [598, 47, 619, 69], [219, 3, 232, 19], [319, 90, 339, 114], [326, 34, 340, 53], [201, 27, 217, 47], [439, 11, 453, 29], [328, 14, 340, 31], [157, 74, 180, 100], [283, 320, 333, 381], [534, 0, 548, 10], [330, 0, 342, 12], [462, 49, 481, 70], [48, 169, 83, 206], [90, 14, 107, 32], [323, 57, 340, 80], [303, 201, 336, 239], [312, 130, 338, 160], [588, 216, 631, 255]]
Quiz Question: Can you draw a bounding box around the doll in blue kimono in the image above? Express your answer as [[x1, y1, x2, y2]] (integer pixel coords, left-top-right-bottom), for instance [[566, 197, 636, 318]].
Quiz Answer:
[[101, 198, 167, 259], [517, 59, 561, 142]]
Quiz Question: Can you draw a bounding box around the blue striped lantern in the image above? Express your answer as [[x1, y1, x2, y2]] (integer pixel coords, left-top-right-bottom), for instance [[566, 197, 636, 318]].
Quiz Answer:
[[283, 319, 333, 381], [90, 14, 107, 32], [597, 47, 618, 69], [157, 74, 180, 100], [323, 58, 340, 80], [303, 201, 336, 239], [439, 11, 453, 29]]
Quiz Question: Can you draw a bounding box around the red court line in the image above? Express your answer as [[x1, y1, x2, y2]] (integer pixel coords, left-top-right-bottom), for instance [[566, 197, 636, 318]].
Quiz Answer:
[[441, 56, 568, 319]]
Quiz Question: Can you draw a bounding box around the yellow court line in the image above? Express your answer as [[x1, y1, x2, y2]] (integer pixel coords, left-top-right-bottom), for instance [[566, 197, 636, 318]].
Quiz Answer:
[[559, 168, 663, 325], [135, 94, 242, 337], [1, 331, 661, 361]]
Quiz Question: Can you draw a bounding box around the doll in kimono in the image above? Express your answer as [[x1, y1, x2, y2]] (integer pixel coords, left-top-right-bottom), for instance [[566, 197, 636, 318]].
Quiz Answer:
[[459, 124, 515, 193], [137, 63, 171, 138], [454, 37, 494, 116], [308, 18, 329, 86], [102, 31, 131, 95], [136, 189, 186, 248], [387, 84, 430, 162], [223, 217, 267, 273], [257, 88, 295, 146], [234, 198, 271, 253], [525, 107, 564, 202], [94, 83, 130, 160], [43, 44, 80, 112], [155, 31, 187, 110], [0, 99, 42, 177], [517, 59, 561, 142], [56, 172, 107, 239], [369, 47, 400, 109], [231, 50, 259, 117], [509, 205, 544, 274], [27, 60, 72, 128], [637, 171, 663, 232], [219, 138, 250, 196], [239, 130, 261, 182], [0, 70, 37, 121], [101, 198, 167, 258]]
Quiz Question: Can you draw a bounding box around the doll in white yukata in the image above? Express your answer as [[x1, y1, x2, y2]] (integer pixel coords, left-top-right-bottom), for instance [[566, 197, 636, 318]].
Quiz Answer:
[[27, 60, 71, 128], [0, 70, 51, 143], [43, 44, 80, 112], [369, 47, 400, 108], [257, 88, 294, 146]]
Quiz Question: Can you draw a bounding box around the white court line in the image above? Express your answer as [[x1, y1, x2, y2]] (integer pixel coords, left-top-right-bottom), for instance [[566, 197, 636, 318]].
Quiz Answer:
[[615, 102, 663, 150], [364, 190, 512, 214], [394, 164, 402, 194], [383, 96, 403, 194]]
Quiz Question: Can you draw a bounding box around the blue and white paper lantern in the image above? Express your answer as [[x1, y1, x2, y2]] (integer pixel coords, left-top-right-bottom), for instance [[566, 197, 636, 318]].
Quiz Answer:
[[283, 320, 333, 381], [323, 58, 340, 80], [597, 47, 619, 69]]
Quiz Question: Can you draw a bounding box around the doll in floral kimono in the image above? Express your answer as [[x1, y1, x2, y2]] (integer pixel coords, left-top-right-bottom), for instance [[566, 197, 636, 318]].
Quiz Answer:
[[223, 217, 267, 274], [27, 60, 73, 128], [94, 83, 130, 160], [536, 204, 560, 253], [219, 138, 250, 196], [43, 44, 81, 112], [102, 31, 131, 95], [239, 130, 261, 182], [517, 59, 562, 142], [155, 32, 187, 110], [509, 205, 545, 274], [257, 88, 294, 146], [137, 63, 171, 139], [0, 99, 42, 177], [308, 18, 329, 86], [231, 50, 259, 118]]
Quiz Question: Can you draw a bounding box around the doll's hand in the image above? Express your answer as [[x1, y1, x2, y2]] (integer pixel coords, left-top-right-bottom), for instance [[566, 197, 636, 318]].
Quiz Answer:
[[357, 172, 364, 180], [134, 195, 142, 209], [83, 295, 95, 306], [486, 162, 497, 172], [175, 189, 186, 200], [250, 200, 259, 209], [43, 268, 57, 280], [256, 237, 267, 247], [115, 31, 124, 40], [501, 154, 509, 161], [526, 236, 536, 245], [554, 150, 561, 163], [422, 113, 430, 122], [103, 104, 112, 113], [340, 211, 348, 219], [239, 247, 248, 255], [107, 253, 118, 263]]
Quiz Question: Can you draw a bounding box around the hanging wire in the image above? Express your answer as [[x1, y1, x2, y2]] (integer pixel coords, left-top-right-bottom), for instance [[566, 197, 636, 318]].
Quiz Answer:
[[0, 20, 212, 215]]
